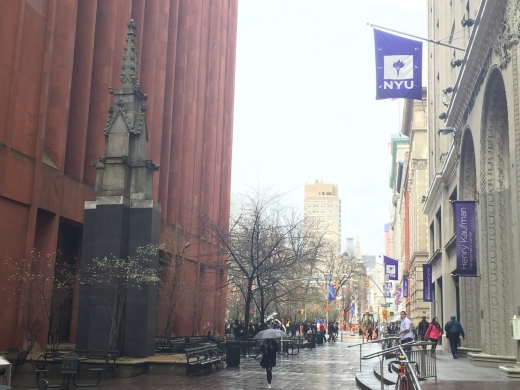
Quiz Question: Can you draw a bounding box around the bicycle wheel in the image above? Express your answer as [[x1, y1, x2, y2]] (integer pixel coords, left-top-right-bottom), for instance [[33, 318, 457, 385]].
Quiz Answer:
[[399, 375, 408, 390], [394, 376, 401, 390]]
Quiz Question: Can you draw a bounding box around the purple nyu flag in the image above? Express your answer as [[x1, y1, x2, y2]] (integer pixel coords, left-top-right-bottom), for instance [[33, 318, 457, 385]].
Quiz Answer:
[[383, 256, 398, 281], [373, 29, 423, 100], [454, 201, 478, 276], [423, 264, 433, 302], [403, 278, 409, 298]]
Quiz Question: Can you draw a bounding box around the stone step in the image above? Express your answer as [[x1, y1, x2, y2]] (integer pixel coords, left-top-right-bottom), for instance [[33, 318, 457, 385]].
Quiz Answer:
[[374, 362, 398, 385], [499, 364, 520, 381], [468, 352, 516, 368], [355, 363, 397, 390]]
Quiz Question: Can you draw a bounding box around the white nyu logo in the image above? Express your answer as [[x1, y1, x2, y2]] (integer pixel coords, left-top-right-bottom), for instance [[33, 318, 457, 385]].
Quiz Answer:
[[385, 264, 396, 277], [383, 55, 414, 90]]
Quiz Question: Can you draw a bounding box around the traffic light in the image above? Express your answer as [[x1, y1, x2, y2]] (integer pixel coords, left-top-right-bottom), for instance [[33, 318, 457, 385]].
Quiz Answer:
[[365, 279, 370, 287], [298, 309, 305, 315], [334, 280, 339, 290]]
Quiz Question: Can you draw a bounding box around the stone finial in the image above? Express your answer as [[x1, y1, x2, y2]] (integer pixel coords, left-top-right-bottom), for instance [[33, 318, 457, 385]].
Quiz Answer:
[[120, 19, 139, 88]]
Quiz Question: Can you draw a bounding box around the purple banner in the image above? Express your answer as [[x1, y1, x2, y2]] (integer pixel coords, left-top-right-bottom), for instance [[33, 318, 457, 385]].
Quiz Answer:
[[374, 29, 423, 100], [423, 264, 433, 302], [328, 283, 336, 301], [395, 287, 402, 305], [454, 201, 478, 276], [384, 256, 399, 280], [403, 278, 409, 298]]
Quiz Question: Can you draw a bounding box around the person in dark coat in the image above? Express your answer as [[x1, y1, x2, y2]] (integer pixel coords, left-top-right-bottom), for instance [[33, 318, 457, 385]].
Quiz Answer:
[[260, 338, 278, 389], [444, 314, 465, 358], [418, 316, 429, 341]]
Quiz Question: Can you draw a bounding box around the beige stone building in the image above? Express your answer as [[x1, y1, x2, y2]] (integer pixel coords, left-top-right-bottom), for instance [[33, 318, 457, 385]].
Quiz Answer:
[[400, 91, 430, 325], [304, 180, 342, 252], [423, 0, 520, 370], [389, 134, 409, 317]]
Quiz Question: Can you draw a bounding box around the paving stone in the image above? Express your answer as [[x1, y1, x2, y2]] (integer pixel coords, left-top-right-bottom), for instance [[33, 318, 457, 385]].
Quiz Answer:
[[8, 336, 520, 390]]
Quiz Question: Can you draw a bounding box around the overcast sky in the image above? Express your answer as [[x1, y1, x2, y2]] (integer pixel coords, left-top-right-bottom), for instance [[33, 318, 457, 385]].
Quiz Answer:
[[231, 0, 427, 255]]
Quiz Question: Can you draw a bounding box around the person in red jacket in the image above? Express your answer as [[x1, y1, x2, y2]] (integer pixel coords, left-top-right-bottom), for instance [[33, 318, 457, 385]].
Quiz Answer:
[[424, 317, 443, 357]]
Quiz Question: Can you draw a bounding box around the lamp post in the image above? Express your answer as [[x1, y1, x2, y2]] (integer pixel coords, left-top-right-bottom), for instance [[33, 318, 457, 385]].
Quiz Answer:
[[324, 273, 331, 328]]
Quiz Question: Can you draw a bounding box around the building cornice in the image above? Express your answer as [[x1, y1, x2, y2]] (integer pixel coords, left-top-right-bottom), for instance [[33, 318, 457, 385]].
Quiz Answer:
[[423, 137, 458, 215], [446, 0, 508, 129], [423, 173, 442, 215], [445, 233, 456, 253], [401, 99, 414, 137], [428, 249, 442, 266], [389, 137, 409, 189]]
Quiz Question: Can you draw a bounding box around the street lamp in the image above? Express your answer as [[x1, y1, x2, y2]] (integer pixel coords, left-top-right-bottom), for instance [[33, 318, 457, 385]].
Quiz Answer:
[[323, 274, 331, 328]]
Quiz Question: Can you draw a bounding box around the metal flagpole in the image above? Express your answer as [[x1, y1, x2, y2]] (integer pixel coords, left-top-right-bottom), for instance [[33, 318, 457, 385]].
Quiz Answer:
[[368, 23, 466, 51]]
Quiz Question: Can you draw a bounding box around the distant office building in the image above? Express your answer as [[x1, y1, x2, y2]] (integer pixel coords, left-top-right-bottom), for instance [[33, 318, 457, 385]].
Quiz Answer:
[[346, 237, 355, 254], [304, 180, 342, 252]]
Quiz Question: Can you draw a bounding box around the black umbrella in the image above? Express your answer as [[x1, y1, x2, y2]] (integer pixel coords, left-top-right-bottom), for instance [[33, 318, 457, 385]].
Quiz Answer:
[[253, 329, 288, 339]]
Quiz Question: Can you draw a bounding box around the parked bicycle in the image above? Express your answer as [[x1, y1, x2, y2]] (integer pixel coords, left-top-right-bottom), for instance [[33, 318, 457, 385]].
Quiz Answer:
[[388, 355, 419, 390]]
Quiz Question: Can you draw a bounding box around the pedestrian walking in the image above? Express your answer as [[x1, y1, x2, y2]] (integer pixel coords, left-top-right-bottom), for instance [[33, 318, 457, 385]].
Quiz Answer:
[[366, 324, 373, 342], [260, 338, 278, 389], [387, 321, 397, 335], [445, 314, 465, 358], [397, 311, 414, 357], [328, 322, 336, 342], [319, 320, 326, 343], [424, 317, 442, 356], [418, 316, 429, 341]]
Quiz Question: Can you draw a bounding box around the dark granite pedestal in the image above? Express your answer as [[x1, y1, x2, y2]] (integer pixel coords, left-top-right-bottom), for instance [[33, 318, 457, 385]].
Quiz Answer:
[[76, 198, 160, 358]]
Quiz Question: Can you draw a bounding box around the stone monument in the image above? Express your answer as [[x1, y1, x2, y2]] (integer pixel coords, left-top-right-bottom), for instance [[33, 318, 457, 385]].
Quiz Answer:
[[76, 20, 160, 358]]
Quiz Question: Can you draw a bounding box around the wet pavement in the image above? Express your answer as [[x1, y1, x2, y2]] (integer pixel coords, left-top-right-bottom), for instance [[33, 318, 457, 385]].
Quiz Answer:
[[7, 335, 520, 390]]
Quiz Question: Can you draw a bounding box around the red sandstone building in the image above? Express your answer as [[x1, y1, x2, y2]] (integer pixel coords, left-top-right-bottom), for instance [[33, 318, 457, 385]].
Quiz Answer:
[[0, 0, 237, 350]]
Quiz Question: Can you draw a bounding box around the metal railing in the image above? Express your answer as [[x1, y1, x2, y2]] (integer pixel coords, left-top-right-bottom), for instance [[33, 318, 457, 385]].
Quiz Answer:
[[356, 339, 437, 390], [348, 336, 401, 371]]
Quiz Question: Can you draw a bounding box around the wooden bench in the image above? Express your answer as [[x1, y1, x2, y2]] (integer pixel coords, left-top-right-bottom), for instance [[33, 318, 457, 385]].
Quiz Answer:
[[156, 336, 214, 353], [185, 346, 223, 376]]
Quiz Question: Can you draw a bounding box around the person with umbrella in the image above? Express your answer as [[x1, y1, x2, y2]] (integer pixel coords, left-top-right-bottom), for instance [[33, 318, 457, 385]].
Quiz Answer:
[[254, 329, 285, 388], [260, 338, 278, 389]]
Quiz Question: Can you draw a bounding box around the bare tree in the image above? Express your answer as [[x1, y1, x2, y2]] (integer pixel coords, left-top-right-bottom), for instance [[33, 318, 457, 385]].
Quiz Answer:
[[202, 190, 324, 328], [320, 245, 363, 297], [80, 245, 160, 351], [156, 226, 191, 339], [7, 251, 76, 353]]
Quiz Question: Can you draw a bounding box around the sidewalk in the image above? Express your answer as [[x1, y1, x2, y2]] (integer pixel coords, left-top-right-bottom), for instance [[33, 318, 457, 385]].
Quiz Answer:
[[362, 341, 520, 390], [6, 336, 520, 390]]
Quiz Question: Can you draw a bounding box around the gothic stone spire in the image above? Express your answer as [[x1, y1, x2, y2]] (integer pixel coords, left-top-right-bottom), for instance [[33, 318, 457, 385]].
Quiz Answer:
[[120, 19, 139, 89]]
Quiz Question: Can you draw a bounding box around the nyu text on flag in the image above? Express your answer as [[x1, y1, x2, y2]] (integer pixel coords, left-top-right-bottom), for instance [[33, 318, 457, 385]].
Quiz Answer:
[[373, 29, 423, 100], [383, 255, 399, 281]]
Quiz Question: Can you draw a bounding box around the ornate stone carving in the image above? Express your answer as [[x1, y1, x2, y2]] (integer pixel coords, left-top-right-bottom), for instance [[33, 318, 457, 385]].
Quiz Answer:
[[513, 28, 520, 345], [495, 0, 520, 69], [459, 130, 481, 348], [411, 159, 427, 169], [120, 20, 139, 88], [462, 51, 492, 125], [480, 68, 513, 356]]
